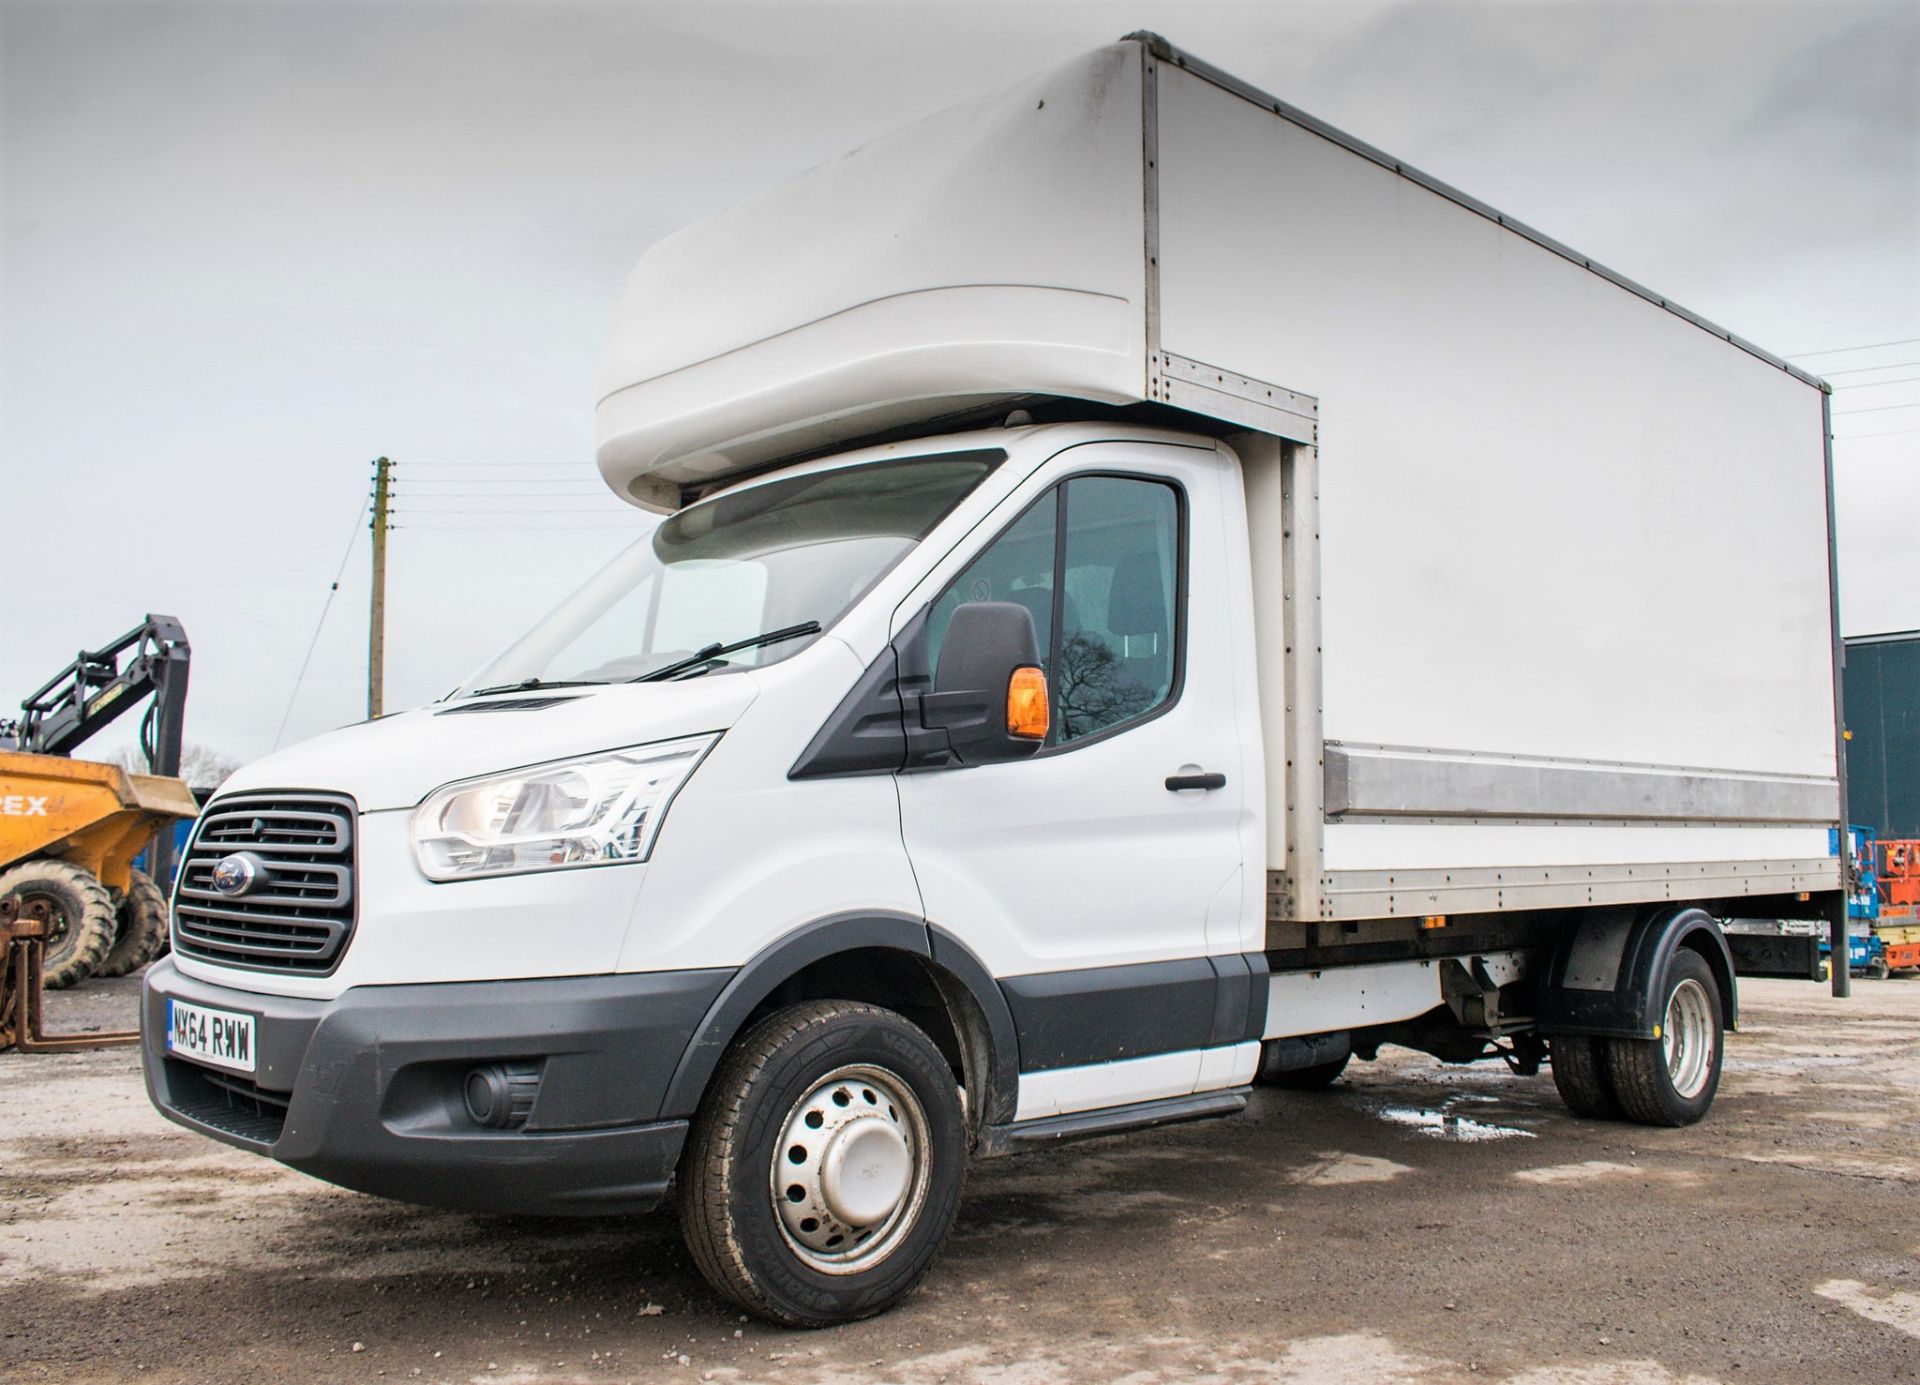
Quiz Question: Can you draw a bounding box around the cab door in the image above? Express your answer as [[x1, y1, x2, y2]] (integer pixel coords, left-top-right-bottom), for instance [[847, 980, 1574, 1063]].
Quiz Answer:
[[893, 440, 1257, 1118]]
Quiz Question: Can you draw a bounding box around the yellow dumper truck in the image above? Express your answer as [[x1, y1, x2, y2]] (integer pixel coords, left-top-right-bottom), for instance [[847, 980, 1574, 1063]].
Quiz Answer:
[[0, 617, 196, 988], [0, 752, 198, 986]]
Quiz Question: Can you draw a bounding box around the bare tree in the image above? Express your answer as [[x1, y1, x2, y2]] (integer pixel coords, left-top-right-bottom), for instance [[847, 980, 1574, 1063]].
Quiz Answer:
[[109, 742, 243, 791], [1054, 633, 1153, 741]]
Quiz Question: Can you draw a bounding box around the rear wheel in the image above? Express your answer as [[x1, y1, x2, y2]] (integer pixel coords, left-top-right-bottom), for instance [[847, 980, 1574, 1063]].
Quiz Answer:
[[0, 859, 117, 989], [1604, 950, 1723, 1127], [97, 869, 169, 977], [678, 1001, 968, 1327], [1550, 1034, 1623, 1120]]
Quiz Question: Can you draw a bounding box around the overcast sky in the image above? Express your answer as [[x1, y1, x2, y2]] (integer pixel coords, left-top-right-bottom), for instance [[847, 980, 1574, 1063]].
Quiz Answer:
[[2, 0, 1915, 769]]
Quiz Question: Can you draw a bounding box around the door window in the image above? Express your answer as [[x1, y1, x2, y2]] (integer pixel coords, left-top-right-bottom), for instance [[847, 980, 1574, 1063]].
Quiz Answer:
[[925, 493, 1058, 679], [924, 474, 1182, 746], [1056, 476, 1180, 742]]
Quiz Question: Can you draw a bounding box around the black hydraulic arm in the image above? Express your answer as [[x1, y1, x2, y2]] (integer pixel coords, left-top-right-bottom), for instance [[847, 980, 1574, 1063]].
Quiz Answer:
[[18, 615, 191, 776]]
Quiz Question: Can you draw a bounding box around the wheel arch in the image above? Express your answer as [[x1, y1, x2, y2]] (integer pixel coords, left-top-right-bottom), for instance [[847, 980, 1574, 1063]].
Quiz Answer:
[[658, 913, 1020, 1138], [1667, 914, 1737, 1033], [1541, 904, 1737, 1040]]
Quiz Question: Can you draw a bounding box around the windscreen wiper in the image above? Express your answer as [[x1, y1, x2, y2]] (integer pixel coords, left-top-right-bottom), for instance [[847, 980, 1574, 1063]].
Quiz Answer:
[[635, 622, 823, 683], [461, 677, 606, 699]]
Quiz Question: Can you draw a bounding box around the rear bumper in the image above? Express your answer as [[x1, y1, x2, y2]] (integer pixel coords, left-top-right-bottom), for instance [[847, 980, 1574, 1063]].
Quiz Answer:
[[141, 958, 733, 1216]]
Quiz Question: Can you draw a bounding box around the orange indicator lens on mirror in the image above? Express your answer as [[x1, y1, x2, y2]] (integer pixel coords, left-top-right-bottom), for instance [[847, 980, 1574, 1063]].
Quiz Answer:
[[1007, 666, 1050, 740]]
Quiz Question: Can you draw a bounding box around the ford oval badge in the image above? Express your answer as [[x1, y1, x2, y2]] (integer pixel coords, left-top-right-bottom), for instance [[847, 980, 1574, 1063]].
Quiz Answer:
[[211, 852, 262, 898]]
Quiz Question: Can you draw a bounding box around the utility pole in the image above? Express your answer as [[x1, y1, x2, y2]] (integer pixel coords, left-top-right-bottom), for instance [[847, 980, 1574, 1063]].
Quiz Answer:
[[368, 457, 391, 719]]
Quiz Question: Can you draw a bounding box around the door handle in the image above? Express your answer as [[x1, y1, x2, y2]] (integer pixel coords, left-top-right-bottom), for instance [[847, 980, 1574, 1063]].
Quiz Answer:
[[1165, 771, 1226, 792]]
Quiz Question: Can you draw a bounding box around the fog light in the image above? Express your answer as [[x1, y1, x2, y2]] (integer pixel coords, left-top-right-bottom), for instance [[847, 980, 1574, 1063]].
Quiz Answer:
[[464, 1061, 541, 1129]]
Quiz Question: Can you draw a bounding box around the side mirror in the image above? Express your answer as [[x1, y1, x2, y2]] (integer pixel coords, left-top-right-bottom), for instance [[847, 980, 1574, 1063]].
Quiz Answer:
[[921, 602, 1050, 765]]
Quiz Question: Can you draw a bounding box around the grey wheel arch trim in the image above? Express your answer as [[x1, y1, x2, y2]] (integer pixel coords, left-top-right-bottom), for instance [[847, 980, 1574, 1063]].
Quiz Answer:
[[1540, 904, 1737, 1041], [927, 923, 1022, 1128], [657, 913, 1021, 1132]]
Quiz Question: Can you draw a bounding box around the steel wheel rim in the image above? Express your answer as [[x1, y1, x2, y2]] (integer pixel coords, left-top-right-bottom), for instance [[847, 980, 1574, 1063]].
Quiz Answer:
[[1663, 977, 1715, 1099], [769, 1063, 931, 1275], [19, 892, 74, 959]]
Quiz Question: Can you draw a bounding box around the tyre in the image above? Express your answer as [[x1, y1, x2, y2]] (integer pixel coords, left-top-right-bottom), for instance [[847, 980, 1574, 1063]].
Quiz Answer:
[[96, 869, 169, 977], [1603, 950, 1723, 1127], [1550, 1034, 1623, 1120], [1865, 957, 1890, 982], [1258, 1047, 1350, 1090], [0, 859, 117, 989], [678, 1000, 968, 1327]]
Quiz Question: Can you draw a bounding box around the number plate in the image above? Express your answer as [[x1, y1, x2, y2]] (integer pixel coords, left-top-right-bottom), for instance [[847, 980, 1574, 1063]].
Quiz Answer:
[[164, 998, 257, 1074]]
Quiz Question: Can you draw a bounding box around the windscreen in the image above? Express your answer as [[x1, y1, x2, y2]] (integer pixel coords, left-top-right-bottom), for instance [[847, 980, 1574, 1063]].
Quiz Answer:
[[456, 451, 1001, 695]]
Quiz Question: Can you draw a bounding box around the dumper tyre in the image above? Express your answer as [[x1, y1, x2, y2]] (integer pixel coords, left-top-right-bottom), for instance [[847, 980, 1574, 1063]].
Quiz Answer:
[[678, 999, 967, 1328], [1549, 1035, 1623, 1120], [97, 869, 169, 977], [1603, 950, 1722, 1127], [0, 859, 117, 989]]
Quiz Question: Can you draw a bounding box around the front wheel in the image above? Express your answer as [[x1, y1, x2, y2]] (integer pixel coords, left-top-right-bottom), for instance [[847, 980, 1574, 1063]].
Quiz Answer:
[[1603, 950, 1724, 1127], [677, 1001, 968, 1327]]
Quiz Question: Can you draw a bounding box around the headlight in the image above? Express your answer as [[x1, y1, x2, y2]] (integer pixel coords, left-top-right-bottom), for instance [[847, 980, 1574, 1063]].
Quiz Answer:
[[411, 735, 717, 881]]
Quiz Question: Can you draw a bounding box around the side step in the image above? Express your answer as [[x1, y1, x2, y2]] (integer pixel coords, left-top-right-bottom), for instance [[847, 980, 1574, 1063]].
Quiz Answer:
[[978, 1088, 1248, 1158]]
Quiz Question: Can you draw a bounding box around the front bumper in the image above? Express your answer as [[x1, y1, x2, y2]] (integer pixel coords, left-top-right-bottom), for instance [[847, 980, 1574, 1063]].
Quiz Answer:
[[142, 958, 733, 1216]]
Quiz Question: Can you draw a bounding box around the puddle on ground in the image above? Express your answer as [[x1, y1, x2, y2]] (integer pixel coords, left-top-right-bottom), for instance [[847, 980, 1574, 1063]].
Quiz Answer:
[[1374, 1095, 1536, 1142]]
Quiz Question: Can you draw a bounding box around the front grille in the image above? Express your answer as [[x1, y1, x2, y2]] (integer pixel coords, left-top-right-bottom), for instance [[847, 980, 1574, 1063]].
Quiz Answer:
[[173, 792, 358, 974], [163, 1058, 289, 1145]]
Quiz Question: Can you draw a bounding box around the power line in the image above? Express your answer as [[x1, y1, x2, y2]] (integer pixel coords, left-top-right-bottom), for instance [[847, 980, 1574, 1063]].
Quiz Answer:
[[399, 526, 641, 533], [1787, 337, 1920, 358], [1834, 402, 1920, 416], [1834, 427, 1920, 441], [1835, 375, 1920, 390], [398, 516, 638, 522], [1824, 360, 1920, 377], [396, 463, 583, 470], [273, 493, 370, 750], [387, 503, 625, 510], [396, 515, 639, 524]]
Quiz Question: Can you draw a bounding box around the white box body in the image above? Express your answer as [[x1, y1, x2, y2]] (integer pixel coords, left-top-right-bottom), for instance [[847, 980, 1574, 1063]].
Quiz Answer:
[[595, 37, 1841, 911]]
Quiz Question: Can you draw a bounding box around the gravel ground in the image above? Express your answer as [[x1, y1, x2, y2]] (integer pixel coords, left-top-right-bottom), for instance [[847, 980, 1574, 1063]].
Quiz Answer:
[[3, 973, 1917, 1383]]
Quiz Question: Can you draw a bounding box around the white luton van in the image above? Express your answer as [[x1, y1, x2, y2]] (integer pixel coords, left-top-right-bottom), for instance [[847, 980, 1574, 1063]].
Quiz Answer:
[[144, 34, 1848, 1325]]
